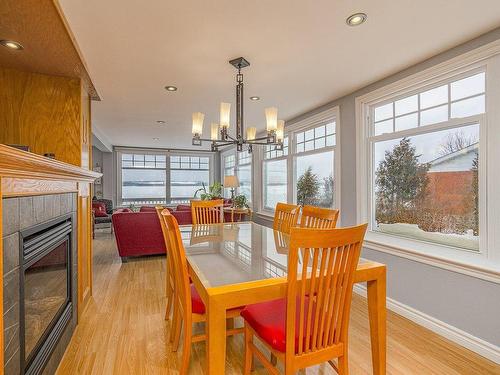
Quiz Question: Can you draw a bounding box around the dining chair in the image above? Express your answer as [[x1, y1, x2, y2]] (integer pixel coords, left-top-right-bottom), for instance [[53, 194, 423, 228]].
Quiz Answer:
[[299, 205, 339, 229], [273, 203, 300, 234], [241, 223, 368, 375], [160, 209, 243, 374], [191, 199, 224, 224], [155, 207, 175, 325]]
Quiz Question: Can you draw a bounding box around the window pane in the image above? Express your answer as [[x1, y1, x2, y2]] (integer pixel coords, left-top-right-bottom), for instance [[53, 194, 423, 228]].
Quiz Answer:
[[395, 95, 418, 116], [374, 119, 393, 136], [326, 134, 335, 146], [450, 95, 485, 119], [314, 137, 325, 149], [420, 85, 448, 109], [315, 125, 325, 138], [296, 143, 304, 153], [395, 113, 418, 132], [171, 170, 209, 199], [296, 132, 304, 144], [122, 169, 166, 205], [374, 103, 393, 122], [451, 72, 485, 101], [326, 122, 335, 135], [264, 159, 287, 210], [295, 151, 335, 208], [237, 164, 252, 202], [420, 104, 448, 126], [373, 124, 479, 251], [305, 129, 314, 141], [305, 140, 314, 152]]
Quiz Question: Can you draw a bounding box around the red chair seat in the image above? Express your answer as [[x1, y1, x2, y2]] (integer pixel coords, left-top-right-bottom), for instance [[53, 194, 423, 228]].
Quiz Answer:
[[190, 284, 243, 315], [191, 284, 206, 314], [240, 297, 314, 353]]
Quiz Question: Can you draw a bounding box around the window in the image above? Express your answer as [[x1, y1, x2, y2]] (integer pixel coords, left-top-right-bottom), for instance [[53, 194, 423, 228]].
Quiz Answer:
[[118, 151, 213, 206], [353, 42, 500, 276], [237, 151, 252, 202], [258, 108, 340, 215], [294, 123, 336, 208], [121, 154, 167, 205], [170, 155, 210, 203], [223, 154, 236, 198]]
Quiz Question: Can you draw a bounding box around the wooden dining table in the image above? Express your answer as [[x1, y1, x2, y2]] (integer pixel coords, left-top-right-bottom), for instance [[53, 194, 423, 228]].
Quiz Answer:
[[180, 222, 387, 375]]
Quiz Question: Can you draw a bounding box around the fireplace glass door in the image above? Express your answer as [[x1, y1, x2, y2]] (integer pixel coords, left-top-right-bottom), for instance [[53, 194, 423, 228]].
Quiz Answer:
[[23, 238, 69, 362]]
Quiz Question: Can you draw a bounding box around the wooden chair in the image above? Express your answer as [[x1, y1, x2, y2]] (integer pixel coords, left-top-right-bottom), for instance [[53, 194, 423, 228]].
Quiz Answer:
[[191, 199, 224, 224], [273, 203, 300, 234], [155, 207, 175, 325], [241, 224, 368, 375], [160, 209, 243, 374], [300, 205, 339, 229]]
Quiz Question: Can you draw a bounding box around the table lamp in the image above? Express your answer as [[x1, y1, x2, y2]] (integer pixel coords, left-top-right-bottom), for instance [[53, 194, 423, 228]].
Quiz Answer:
[[224, 175, 240, 202]]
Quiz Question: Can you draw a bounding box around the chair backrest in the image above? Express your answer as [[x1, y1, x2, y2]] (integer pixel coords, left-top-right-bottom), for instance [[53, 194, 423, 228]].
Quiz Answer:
[[273, 203, 300, 234], [93, 198, 113, 214], [160, 209, 192, 316], [191, 199, 224, 225], [286, 224, 367, 356], [299, 206, 339, 229]]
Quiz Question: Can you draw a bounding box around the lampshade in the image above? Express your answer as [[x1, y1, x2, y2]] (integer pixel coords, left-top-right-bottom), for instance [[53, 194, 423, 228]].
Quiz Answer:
[[246, 126, 257, 141], [276, 120, 285, 142], [211, 123, 219, 140], [224, 175, 240, 188], [220, 102, 231, 129], [265, 107, 278, 132], [192, 112, 205, 135]]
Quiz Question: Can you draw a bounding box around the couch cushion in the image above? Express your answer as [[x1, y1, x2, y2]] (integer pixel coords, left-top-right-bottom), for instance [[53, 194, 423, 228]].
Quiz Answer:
[[93, 202, 108, 217], [176, 204, 191, 211]]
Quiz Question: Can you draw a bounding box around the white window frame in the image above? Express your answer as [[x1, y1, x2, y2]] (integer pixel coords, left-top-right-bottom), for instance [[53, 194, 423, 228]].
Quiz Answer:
[[356, 40, 500, 282], [255, 106, 341, 220], [220, 147, 254, 207], [116, 147, 215, 207]]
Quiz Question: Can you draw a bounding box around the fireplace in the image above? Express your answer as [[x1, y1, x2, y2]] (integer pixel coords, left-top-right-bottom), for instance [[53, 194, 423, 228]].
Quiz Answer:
[[20, 214, 73, 375]]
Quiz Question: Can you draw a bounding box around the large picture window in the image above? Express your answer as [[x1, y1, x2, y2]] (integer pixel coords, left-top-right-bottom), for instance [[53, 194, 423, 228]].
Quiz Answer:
[[356, 46, 500, 276], [118, 151, 213, 206]]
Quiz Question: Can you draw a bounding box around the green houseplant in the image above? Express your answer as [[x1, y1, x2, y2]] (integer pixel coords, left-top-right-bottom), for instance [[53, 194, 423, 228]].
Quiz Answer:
[[232, 194, 249, 209], [194, 182, 223, 200]]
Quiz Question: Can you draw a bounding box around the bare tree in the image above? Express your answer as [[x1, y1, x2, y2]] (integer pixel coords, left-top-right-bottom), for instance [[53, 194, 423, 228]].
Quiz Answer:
[[438, 131, 477, 156]]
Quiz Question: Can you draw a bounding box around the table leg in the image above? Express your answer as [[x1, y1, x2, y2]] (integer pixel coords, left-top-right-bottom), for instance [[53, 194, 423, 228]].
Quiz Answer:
[[207, 297, 227, 375], [366, 272, 387, 375]]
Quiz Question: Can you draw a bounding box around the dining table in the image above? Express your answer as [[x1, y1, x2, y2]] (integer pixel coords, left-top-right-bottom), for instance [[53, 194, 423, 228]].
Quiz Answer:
[[180, 221, 387, 375]]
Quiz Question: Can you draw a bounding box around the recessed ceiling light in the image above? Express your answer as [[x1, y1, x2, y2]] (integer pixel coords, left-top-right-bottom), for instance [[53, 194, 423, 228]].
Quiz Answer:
[[156, 120, 166, 124], [250, 96, 260, 101], [153, 137, 160, 141], [0, 40, 24, 50], [346, 13, 367, 26], [165, 86, 177, 92]]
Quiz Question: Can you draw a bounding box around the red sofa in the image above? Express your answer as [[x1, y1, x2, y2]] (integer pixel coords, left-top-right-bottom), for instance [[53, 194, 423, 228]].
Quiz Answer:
[[113, 201, 245, 261]]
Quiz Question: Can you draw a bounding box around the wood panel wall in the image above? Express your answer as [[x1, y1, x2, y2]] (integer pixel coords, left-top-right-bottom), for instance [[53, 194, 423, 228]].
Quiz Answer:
[[0, 67, 82, 166]]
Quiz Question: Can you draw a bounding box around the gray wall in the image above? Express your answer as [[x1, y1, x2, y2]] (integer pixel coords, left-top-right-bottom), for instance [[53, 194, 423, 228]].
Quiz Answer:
[[284, 28, 500, 347], [92, 146, 114, 202]]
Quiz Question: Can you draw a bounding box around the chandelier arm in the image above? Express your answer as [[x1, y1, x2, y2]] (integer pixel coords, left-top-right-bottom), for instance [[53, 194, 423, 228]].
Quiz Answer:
[[245, 140, 277, 145]]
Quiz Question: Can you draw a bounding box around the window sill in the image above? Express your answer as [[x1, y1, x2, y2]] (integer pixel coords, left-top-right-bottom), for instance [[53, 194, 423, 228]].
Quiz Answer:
[[363, 231, 500, 284]]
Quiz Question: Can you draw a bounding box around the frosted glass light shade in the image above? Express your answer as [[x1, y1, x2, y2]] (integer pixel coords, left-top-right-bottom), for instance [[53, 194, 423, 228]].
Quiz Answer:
[[265, 107, 278, 132], [246, 126, 257, 141], [192, 112, 204, 135], [211, 123, 219, 140], [220, 102, 231, 128], [276, 120, 285, 142]]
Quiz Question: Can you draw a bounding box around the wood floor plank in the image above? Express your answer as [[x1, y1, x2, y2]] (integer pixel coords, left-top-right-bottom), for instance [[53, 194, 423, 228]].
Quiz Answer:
[[56, 232, 500, 374]]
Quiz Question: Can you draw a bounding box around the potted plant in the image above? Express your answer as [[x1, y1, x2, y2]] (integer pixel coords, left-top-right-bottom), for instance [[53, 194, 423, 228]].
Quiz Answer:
[[194, 182, 223, 200], [232, 194, 249, 209]]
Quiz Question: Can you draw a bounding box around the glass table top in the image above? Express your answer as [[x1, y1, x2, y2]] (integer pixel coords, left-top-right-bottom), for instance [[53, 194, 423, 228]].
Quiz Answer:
[[181, 222, 369, 290]]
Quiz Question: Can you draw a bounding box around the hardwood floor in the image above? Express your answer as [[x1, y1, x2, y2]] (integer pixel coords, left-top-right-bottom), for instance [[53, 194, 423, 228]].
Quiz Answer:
[[56, 231, 500, 374]]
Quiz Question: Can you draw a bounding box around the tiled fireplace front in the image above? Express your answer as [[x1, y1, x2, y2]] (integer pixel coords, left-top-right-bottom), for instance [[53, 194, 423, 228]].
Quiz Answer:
[[2, 193, 78, 375]]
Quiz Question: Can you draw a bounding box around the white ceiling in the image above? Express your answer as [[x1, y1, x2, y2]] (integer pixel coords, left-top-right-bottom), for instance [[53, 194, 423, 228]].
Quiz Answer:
[[58, 0, 500, 150]]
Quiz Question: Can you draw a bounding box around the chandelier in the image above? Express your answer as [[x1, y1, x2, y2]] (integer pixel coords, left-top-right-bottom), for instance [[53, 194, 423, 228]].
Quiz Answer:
[[191, 57, 284, 153]]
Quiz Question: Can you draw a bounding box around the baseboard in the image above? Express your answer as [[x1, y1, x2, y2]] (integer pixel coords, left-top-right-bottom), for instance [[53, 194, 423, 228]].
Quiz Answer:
[[353, 284, 500, 364]]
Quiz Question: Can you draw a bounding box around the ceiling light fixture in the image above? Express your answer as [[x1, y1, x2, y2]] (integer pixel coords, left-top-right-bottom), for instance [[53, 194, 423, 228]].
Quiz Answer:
[[191, 57, 284, 153], [153, 137, 160, 141], [156, 120, 165, 124], [0, 40, 24, 50], [249, 96, 260, 101], [346, 13, 367, 26], [165, 85, 177, 92]]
